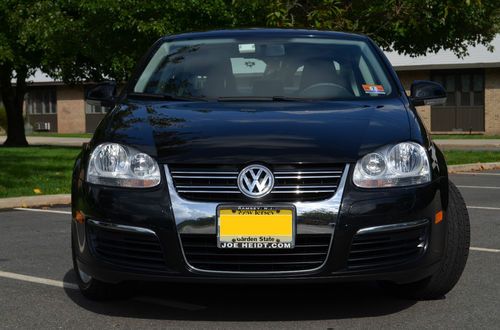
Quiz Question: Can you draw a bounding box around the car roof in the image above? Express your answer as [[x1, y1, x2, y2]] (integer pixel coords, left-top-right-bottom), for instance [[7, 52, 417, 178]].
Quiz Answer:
[[162, 28, 369, 42]]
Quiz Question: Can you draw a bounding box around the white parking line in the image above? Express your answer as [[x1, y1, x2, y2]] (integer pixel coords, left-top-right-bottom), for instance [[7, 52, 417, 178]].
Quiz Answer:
[[13, 208, 71, 215], [467, 206, 500, 211], [0, 270, 206, 311], [470, 247, 500, 253], [0, 270, 78, 290], [457, 185, 500, 190], [0, 242, 498, 296]]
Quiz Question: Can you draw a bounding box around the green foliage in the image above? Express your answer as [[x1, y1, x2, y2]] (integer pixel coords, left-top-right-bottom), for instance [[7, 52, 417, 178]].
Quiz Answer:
[[29, 132, 93, 138], [444, 150, 500, 165], [261, 0, 500, 56], [21, 0, 500, 84], [0, 0, 499, 146], [0, 146, 80, 198], [24, 0, 267, 82], [0, 1, 40, 76]]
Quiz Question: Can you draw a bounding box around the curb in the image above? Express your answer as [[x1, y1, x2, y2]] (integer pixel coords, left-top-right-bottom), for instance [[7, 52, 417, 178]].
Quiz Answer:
[[448, 162, 500, 174], [0, 194, 71, 210]]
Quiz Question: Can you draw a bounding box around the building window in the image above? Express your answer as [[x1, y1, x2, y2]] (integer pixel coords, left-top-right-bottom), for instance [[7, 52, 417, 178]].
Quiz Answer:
[[432, 71, 484, 107], [430, 70, 485, 132], [85, 103, 110, 114], [26, 88, 57, 114]]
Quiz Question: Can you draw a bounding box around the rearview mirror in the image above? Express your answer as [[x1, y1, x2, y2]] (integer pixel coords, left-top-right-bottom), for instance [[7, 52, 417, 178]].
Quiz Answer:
[[410, 80, 446, 106], [85, 81, 117, 108]]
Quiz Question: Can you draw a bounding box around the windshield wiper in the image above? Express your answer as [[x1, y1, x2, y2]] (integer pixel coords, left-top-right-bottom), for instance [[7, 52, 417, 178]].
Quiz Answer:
[[270, 96, 308, 102], [217, 96, 304, 102], [128, 92, 208, 102]]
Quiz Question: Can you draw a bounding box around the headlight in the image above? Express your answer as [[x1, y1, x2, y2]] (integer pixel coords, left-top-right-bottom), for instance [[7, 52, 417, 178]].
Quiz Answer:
[[87, 143, 161, 188], [353, 142, 430, 188]]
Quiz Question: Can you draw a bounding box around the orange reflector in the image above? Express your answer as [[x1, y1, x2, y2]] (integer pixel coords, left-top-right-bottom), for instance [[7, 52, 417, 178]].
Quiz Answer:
[[75, 210, 85, 224], [435, 211, 443, 224]]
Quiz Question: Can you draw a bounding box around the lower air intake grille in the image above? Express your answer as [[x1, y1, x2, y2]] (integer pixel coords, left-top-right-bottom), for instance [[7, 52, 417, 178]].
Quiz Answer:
[[88, 222, 166, 271], [347, 221, 428, 270], [180, 234, 331, 272]]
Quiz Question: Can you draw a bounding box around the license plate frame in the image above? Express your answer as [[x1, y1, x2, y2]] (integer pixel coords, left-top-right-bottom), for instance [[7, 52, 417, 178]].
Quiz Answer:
[[216, 205, 296, 249]]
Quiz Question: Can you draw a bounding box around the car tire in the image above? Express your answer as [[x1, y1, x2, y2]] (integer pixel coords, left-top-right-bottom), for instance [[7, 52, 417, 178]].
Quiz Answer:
[[380, 181, 470, 300], [71, 236, 121, 301]]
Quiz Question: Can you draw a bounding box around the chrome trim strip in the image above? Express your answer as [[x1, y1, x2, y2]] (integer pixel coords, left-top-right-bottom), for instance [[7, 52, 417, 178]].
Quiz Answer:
[[171, 171, 238, 175], [87, 219, 157, 236], [176, 185, 238, 189], [176, 185, 337, 191], [271, 190, 336, 194], [172, 175, 238, 179], [275, 185, 338, 189], [274, 171, 342, 175], [165, 164, 351, 275], [274, 175, 341, 179], [356, 219, 429, 235], [178, 190, 240, 194]]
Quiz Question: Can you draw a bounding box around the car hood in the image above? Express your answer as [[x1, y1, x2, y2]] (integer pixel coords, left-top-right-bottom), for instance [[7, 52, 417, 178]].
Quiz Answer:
[[95, 98, 411, 164]]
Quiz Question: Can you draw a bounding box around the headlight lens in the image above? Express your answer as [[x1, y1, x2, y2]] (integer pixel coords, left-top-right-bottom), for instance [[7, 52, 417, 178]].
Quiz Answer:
[[353, 142, 431, 188], [87, 143, 161, 188]]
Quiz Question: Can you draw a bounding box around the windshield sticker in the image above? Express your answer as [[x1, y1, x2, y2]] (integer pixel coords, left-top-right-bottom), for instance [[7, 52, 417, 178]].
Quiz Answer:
[[362, 84, 385, 94], [238, 43, 256, 54]]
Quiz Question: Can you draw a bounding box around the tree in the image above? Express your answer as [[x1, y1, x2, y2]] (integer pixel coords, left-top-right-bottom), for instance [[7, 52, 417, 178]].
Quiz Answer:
[[0, 1, 41, 146], [1, 0, 260, 146], [25, 0, 264, 82], [1, 0, 499, 146], [264, 0, 500, 56]]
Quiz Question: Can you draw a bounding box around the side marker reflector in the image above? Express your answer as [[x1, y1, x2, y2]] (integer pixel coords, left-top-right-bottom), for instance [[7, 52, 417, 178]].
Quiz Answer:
[[75, 210, 85, 224], [435, 211, 443, 224]]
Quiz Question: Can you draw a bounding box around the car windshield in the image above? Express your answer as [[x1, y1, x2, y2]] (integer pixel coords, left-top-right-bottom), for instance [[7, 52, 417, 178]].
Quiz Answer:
[[133, 37, 396, 100]]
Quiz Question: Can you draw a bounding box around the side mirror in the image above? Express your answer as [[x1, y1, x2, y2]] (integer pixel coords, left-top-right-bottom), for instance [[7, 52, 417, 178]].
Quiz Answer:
[[85, 81, 117, 107], [410, 80, 446, 106]]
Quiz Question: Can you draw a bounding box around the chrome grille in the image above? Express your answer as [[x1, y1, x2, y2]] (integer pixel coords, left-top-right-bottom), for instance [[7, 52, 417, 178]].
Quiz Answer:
[[168, 164, 345, 202]]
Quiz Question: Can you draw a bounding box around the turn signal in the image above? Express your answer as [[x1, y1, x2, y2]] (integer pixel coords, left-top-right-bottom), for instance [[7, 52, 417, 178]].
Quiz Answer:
[[435, 211, 443, 224]]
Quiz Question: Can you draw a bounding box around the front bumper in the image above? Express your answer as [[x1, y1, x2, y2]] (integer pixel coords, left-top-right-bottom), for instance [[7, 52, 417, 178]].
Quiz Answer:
[[72, 164, 448, 284]]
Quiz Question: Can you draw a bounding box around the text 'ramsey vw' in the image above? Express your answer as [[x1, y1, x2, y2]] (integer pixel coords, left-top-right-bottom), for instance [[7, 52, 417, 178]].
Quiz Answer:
[[72, 29, 470, 300]]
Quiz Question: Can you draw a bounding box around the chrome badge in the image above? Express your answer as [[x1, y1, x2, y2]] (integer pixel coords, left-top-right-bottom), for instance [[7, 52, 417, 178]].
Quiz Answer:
[[237, 165, 274, 198]]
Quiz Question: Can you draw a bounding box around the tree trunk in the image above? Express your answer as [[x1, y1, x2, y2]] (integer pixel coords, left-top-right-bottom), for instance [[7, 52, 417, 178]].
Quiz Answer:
[[0, 66, 28, 147]]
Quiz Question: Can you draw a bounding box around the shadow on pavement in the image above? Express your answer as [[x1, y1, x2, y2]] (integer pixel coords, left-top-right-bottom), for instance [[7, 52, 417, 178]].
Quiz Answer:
[[63, 270, 417, 321]]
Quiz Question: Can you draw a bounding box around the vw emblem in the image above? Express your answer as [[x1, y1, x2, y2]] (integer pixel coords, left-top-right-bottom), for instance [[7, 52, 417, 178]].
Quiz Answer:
[[237, 165, 274, 198]]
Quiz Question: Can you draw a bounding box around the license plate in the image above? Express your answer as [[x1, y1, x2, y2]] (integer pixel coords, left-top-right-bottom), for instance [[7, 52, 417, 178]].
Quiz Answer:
[[217, 206, 295, 249]]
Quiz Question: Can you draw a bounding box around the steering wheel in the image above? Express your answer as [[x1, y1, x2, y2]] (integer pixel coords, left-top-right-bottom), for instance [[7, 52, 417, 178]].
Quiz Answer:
[[299, 82, 352, 98]]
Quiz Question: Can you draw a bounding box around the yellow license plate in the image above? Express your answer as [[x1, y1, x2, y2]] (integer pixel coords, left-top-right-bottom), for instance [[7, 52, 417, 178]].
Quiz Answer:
[[217, 206, 295, 249]]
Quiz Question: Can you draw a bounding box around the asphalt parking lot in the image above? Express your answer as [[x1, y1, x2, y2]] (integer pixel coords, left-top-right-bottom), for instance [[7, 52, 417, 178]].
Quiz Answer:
[[0, 171, 499, 329]]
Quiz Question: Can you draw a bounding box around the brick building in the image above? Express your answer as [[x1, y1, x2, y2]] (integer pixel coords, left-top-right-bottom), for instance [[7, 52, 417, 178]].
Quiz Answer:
[[386, 34, 500, 135], [21, 76, 107, 134], [20, 34, 500, 134]]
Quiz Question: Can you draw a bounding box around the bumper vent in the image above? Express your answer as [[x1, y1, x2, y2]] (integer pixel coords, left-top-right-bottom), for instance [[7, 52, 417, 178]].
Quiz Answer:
[[180, 234, 331, 272], [347, 221, 428, 270], [168, 164, 345, 202], [88, 222, 166, 271]]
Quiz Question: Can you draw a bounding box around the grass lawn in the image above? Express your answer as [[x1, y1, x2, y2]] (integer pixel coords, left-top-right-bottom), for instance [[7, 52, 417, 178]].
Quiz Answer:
[[0, 146, 81, 198], [0, 147, 499, 198], [432, 134, 500, 140], [28, 132, 93, 138], [443, 150, 500, 165]]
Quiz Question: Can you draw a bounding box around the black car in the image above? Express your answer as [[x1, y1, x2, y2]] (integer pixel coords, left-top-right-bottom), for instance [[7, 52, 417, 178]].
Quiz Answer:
[[72, 29, 470, 300]]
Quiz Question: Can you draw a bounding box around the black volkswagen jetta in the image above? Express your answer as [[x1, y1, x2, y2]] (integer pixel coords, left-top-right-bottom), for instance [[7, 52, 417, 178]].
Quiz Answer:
[[72, 29, 470, 300]]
